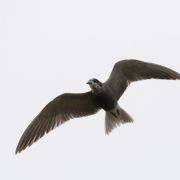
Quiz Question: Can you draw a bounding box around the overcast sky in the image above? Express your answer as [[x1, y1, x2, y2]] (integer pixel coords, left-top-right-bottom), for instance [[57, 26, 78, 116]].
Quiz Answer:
[[1, 0, 180, 179]]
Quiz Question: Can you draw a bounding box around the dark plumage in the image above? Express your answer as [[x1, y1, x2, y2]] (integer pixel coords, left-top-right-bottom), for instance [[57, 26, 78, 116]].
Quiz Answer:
[[16, 59, 180, 153]]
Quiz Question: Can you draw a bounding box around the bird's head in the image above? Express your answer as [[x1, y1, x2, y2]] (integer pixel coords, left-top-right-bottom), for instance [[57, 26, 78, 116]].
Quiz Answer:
[[86, 78, 103, 94]]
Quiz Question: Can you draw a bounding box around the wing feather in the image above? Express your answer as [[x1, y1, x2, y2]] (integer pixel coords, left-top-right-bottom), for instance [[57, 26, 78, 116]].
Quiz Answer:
[[105, 59, 180, 100], [16, 92, 100, 153]]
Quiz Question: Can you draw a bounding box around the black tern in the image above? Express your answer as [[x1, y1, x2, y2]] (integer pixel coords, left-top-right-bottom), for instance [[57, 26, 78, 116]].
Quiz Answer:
[[16, 59, 180, 153]]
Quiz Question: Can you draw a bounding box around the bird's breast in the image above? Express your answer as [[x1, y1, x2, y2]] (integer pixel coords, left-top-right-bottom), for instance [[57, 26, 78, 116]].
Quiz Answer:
[[94, 89, 117, 111]]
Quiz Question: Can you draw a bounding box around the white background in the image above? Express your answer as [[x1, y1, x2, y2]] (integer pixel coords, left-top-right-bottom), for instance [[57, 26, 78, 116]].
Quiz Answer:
[[1, 0, 180, 179]]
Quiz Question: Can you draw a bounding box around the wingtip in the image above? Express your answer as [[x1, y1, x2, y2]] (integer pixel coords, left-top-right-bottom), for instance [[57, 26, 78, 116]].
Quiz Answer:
[[175, 75, 180, 80], [178, 74, 180, 79], [15, 149, 19, 155], [15, 147, 26, 154], [15, 151, 18, 155], [15, 147, 21, 155], [15, 143, 25, 154]]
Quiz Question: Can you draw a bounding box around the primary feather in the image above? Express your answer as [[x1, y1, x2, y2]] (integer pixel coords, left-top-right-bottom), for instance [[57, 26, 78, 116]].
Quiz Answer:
[[105, 60, 180, 100], [16, 92, 100, 154]]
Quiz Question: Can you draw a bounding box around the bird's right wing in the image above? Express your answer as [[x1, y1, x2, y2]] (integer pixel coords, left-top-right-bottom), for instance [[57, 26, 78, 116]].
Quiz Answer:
[[105, 59, 180, 100], [16, 92, 100, 154]]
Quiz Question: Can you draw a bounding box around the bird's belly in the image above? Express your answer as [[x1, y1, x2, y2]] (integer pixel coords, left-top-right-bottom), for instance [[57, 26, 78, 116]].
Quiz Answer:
[[95, 92, 117, 111]]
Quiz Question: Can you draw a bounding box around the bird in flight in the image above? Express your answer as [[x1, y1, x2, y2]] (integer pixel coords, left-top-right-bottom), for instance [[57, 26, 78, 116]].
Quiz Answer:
[[16, 59, 180, 153]]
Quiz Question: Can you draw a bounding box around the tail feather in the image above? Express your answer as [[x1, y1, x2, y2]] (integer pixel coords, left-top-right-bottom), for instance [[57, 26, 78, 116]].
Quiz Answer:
[[105, 105, 133, 134]]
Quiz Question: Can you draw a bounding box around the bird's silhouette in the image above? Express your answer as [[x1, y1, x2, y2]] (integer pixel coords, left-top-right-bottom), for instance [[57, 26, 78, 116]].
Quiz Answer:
[[16, 59, 180, 153]]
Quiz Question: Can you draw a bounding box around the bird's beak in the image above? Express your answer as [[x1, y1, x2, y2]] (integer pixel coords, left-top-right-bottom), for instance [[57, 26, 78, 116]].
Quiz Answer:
[[86, 80, 91, 85]]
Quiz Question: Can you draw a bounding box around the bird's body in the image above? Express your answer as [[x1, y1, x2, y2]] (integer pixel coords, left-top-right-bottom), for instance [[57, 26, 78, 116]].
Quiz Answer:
[[16, 59, 180, 154], [93, 85, 117, 111]]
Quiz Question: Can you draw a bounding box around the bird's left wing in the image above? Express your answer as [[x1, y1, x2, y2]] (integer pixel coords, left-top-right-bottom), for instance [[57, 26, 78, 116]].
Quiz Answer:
[[16, 92, 100, 154], [105, 59, 180, 100]]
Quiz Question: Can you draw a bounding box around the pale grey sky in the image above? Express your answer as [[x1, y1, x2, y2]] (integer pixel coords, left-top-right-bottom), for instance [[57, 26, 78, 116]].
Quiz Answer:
[[1, 0, 180, 179]]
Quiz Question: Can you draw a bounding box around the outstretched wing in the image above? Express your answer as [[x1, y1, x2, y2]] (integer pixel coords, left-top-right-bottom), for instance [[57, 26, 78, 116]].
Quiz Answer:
[[16, 92, 100, 154], [105, 59, 180, 100]]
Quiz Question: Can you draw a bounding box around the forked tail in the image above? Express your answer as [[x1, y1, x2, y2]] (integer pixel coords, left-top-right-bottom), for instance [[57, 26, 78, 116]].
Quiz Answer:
[[105, 104, 133, 134]]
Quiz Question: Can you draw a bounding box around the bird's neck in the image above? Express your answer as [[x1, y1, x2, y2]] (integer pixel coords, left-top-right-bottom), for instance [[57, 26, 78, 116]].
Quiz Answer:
[[91, 86, 103, 95]]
